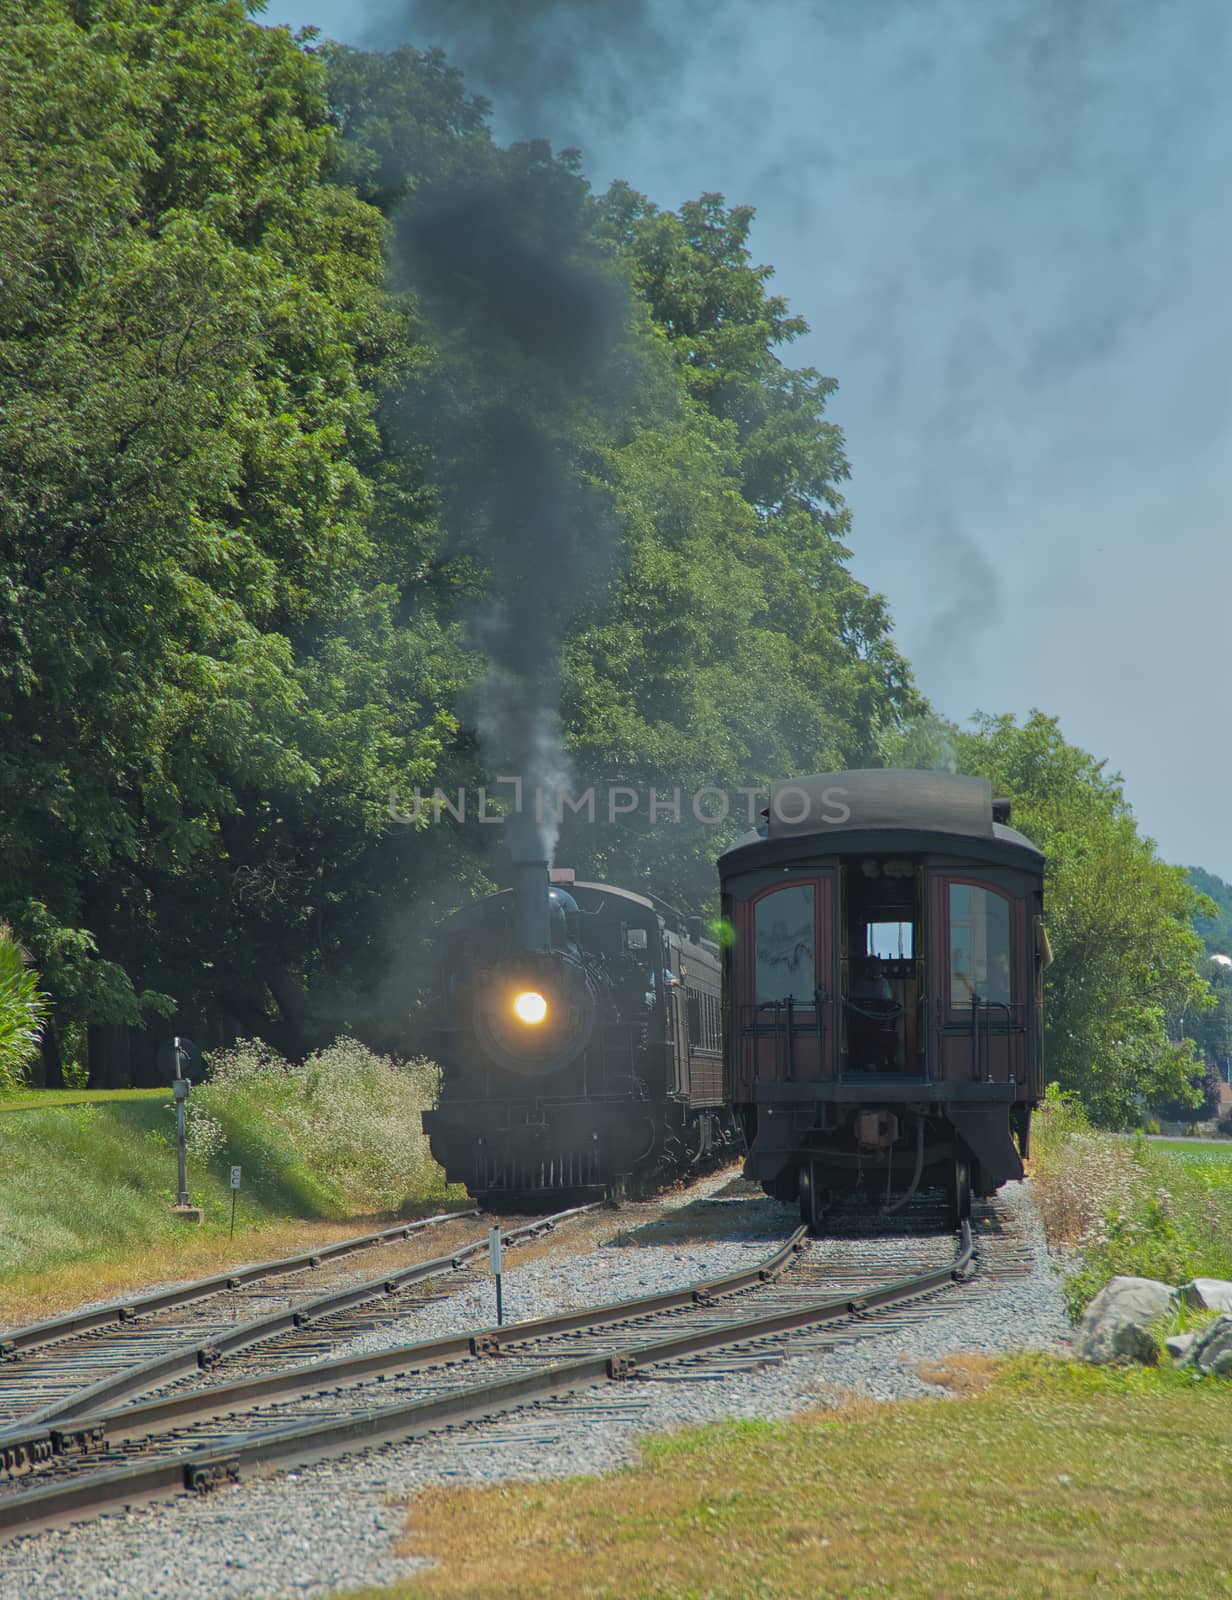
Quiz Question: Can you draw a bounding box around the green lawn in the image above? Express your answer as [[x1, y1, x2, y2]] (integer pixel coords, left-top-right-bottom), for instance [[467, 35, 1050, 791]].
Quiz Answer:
[[1153, 1137, 1232, 1169], [0, 1099, 343, 1293], [342, 1356, 1232, 1600], [0, 1087, 167, 1112], [0, 1044, 463, 1322], [1152, 1139, 1232, 1203]]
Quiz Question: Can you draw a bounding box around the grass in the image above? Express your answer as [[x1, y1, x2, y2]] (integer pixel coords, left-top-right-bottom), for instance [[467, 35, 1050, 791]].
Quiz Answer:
[[0, 1087, 166, 1111], [0, 1216, 460, 1327], [331, 1355, 1232, 1600], [0, 1039, 465, 1324], [1152, 1137, 1232, 1167]]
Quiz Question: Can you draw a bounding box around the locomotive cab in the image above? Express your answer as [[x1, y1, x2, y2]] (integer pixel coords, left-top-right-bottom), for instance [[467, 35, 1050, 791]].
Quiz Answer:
[[721, 769, 1045, 1231]]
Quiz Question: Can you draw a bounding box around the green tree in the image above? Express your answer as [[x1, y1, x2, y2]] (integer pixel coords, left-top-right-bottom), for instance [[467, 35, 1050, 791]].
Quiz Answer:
[[550, 188, 921, 905], [953, 712, 1213, 1126], [0, 1, 456, 1072], [1184, 955, 1232, 1090], [596, 186, 913, 725], [1188, 867, 1232, 958]]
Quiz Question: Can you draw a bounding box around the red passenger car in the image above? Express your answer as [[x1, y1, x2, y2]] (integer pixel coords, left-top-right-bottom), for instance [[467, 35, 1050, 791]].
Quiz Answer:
[[720, 769, 1046, 1229]]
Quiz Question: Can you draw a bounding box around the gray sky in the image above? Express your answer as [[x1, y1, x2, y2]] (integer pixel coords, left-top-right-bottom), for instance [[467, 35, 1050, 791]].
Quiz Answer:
[[265, 0, 1232, 880]]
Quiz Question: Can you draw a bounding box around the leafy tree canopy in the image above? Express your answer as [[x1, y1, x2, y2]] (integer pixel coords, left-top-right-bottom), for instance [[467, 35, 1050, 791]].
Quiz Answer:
[[1188, 867, 1232, 958], [0, 1, 460, 1067], [945, 712, 1214, 1127]]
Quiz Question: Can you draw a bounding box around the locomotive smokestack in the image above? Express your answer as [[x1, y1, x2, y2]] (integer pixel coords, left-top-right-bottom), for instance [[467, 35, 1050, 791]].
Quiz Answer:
[[508, 818, 551, 951]]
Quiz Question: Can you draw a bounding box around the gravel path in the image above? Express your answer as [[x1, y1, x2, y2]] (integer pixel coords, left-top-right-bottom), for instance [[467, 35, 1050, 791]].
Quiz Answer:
[[0, 1179, 1071, 1600]]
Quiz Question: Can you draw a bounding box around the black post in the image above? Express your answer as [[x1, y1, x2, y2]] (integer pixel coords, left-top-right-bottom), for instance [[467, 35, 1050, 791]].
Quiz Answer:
[[489, 1225, 504, 1326], [167, 1037, 202, 1223], [172, 1036, 193, 1207]]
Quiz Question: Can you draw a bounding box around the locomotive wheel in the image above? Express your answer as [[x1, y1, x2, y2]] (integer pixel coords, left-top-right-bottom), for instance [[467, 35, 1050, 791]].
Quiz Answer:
[[949, 1158, 972, 1226], [798, 1163, 826, 1235]]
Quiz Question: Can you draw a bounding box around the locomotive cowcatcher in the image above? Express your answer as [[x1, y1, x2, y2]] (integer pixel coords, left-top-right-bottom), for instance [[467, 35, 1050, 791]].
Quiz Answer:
[[422, 849, 731, 1200], [720, 769, 1046, 1230]]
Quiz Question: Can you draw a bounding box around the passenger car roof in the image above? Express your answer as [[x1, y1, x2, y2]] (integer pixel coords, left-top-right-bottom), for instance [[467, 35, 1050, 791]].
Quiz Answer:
[[718, 770, 1044, 862]]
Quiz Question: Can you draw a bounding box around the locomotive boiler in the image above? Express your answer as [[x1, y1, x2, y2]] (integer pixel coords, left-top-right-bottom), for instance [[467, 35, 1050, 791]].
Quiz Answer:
[[422, 849, 734, 1199], [720, 768, 1046, 1230]]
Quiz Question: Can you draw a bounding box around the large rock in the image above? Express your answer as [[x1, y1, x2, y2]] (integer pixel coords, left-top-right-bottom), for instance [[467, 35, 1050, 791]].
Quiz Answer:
[[1166, 1332, 1198, 1362], [1076, 1276, 1173, 1366], [1189, 1314, 1232, 1377], [1177, 1278, 1232, 1313]]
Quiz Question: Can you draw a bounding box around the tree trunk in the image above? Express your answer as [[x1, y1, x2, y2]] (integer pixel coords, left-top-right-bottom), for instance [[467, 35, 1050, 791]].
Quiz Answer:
[[39, 1020, 63, 1089]]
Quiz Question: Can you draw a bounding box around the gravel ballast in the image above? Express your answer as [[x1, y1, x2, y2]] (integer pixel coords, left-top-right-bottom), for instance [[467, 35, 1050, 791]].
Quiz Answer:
[[1, 1179, 1071, 1600]]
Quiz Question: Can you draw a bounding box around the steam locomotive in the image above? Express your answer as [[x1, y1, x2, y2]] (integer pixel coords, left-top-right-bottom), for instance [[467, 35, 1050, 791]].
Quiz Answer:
[[422, 851, 736, 1198], [721, 769, 1046, 1229]]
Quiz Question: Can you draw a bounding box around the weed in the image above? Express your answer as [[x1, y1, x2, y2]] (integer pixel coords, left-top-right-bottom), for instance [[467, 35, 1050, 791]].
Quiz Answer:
[[1032, 1086, 1232, 1315], [198, 1038, 450, 1216]]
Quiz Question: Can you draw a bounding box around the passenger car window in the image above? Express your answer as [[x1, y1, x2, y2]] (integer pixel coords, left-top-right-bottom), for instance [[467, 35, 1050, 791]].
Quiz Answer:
[[949, 884, 1011, 1006], [755, 884, 815, 1004]]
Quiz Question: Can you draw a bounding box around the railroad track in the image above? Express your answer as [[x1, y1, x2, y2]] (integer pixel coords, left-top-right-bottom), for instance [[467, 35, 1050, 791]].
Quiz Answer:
[[0, 1194, 1032, 1543], [0, 1204, 596, 1439]]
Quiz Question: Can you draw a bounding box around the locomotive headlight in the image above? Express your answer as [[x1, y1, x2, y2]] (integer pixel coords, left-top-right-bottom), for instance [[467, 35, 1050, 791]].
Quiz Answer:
[[513, 990, 548, 1025]]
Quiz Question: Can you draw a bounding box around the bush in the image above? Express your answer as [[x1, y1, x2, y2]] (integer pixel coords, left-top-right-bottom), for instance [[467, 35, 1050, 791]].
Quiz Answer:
[[1032, 1085, 1232, 1317], [1031, 1085, 1139, 1251], [199, 1037, 450, 1216], [0, 925, 48, 1091]]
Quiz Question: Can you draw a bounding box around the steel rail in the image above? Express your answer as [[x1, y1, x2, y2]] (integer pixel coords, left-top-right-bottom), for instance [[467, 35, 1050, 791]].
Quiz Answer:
[[0, 1227, 810, 1502], [606, 1218, 974, 1375], [0, 1225, 807, 1467], [0, 1209, 479, 1360], [0, 1221, 974, 1540], [0, 1205, 596, 1440]]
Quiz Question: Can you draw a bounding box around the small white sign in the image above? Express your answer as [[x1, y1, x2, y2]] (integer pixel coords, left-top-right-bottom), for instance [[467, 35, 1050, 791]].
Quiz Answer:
[[229, 1166, 243, 1190], [488, 1225, 503, 1274]]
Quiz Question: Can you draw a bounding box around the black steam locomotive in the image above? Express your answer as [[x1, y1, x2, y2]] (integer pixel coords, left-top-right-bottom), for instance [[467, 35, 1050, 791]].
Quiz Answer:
[[422, 853, 735, 1198], [721, 769, 1046, 1230]]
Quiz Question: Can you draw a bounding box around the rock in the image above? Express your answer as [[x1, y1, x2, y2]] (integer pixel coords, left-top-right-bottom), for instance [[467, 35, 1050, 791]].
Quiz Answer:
[[1177, 1278, 1232, 1313], [1166, 1332, 1197, 1362], [1190, 1314, 1232, 1377], [1076, 1275, 1173, 1366]]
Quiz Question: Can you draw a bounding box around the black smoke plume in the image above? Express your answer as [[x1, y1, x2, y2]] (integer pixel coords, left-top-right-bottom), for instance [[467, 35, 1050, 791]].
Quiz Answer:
[[381, 1, 697, 146], [391, 158, 634, 857]]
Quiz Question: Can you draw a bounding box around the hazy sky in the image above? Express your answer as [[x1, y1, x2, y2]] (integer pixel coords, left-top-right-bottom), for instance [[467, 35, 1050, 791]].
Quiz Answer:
[[264, 0, 1232, 880]]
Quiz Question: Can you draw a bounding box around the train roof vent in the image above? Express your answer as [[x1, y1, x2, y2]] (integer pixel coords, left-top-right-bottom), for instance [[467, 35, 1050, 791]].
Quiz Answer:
[[992, 797, 1012, 825], [549, 867, 576, 886]]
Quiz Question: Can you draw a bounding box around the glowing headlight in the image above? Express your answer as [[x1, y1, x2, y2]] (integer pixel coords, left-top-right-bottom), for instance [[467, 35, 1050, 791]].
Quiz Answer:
[[513, 990, 548, 1025]]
